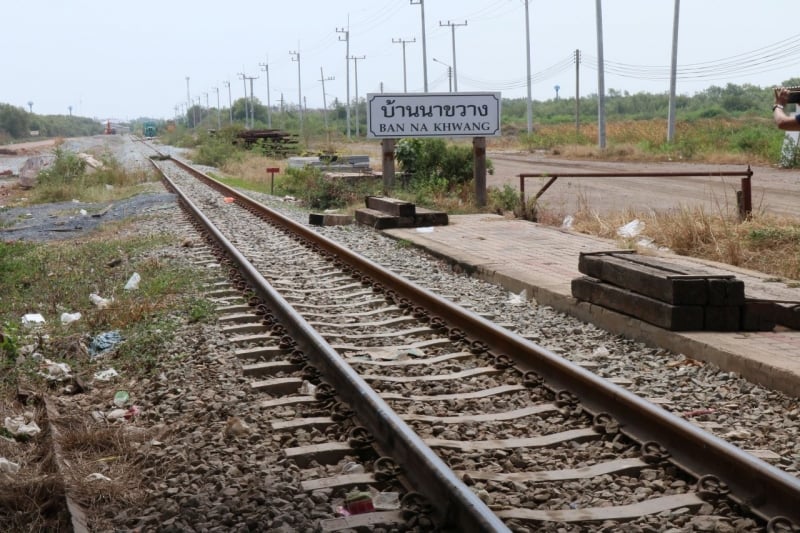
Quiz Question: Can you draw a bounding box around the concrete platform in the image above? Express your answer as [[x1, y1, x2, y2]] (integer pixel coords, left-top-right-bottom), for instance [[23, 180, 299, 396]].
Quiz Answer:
[[384, 214, 800, 398]]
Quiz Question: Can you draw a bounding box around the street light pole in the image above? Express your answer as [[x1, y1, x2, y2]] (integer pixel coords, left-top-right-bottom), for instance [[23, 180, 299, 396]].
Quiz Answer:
[[432, 58, 452, 92], [439, 20, 467, 92]]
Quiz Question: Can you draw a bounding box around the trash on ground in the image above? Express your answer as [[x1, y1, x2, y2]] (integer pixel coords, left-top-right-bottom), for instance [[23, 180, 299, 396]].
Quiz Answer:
[[79, 209, 88, 216], [223, 197, 235, 204], [89, 293, 113, 309], [372, 491, 400, 510], [344, 490, 375, 515], [4, 415, 41, 437], [299, 380, 317, 395], [507, 289, 527, 305], [85, 473, 112, 482], [225, 416, 251, 437], [562, 215, 574, 229], [123, 272, 141, 290], [60, 312, 82, 324], [591, 346, 611, 358], [340, 461, 365, 475], [617, 219, 645, 238], [39, 358, 72, 381], [0, 457, 21, 475], [106, 409, 128, 420], [416, 226, 434, 233], [124, 405, 140, 420], [21, 313, 46, 327], [94, 368, 119, 381], [113, 390, 130, 407], [89, 331, 122, 358]]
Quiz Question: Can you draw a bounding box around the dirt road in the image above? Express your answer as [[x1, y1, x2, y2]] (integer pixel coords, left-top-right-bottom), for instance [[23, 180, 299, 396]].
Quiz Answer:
[[489, 151, 800, 218]]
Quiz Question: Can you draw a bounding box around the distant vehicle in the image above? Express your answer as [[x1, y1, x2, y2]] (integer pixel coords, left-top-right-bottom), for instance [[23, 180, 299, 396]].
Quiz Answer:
[[104, 120, 116, 135], [143, 121, 157, 138]]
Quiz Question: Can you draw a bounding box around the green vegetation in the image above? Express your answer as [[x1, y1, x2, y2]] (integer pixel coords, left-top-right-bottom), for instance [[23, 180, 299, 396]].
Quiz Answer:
[[0, 104, 103, 143], [0, 230, 214, 397], [30, 148, 158, 204], [277, 165, 381, 209]]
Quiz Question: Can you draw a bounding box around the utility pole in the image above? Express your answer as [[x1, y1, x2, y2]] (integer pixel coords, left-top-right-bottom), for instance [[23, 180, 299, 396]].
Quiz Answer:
[[319, 67, 334, 135], [259, 58, 273, 128], [410, 0, 428, 92], [523, 0, 533, 133], [290, 50, 303, 134], [223, 81, 232, 124], [392, 37, 415, 93], [214, 86, 221, 130], [432, 58, 452, 92], [439, 20, 467, 92], [238, 71, 249, 128], [336, 25, 351, 138], [246, 75, 259, 128], [185, 76, 191, 125], [595, 0, 606, 149], [349, 55, 365, 137], [575, 49, 581, 135], [667, 0, 680, 142]]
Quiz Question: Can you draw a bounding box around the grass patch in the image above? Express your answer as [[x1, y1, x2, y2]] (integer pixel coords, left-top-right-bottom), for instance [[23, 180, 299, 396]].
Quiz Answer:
[[537, 198, 800, 281], [0, 224, 215, 399]]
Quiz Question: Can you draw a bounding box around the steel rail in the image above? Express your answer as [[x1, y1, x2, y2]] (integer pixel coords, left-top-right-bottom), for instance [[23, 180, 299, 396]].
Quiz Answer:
[[163, 156, 800, 525], [152, 158, 510, 532]]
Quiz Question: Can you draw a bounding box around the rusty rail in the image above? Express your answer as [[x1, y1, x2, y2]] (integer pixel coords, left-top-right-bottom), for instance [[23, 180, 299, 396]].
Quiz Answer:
[[519, 166, 754, 219]]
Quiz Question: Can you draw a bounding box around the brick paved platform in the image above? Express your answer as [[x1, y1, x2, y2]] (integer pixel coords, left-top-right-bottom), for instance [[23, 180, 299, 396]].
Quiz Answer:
[[385, 214, 800, 398]]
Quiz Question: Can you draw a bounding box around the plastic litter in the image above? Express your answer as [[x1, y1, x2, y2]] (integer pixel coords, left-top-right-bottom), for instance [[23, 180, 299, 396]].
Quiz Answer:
[[79, 209, 88, 216], [299, 380, 317, 395], [85, 473, 112, 482], [340, 461, 365, 475], [124, 272, 141, 290], [89, 331, 122, 358], [561, 215, 574, 229], [372, 491, 400, 510], [106, 409, 128, 420], [124, 405, 140, 420], [507, 289, 527, 305], [94, 368, 119, 381], [21, 313, 46, 327], [4, 415, 41, 437], [0, 457, 21, 474], [113, 390, 130, 407], [344, 490, 374, 515], [617, 219, 645, 238], [60, 312, 82, 324], [592, 346, 611, 358], [223, 197, 235, 204], [416, 226, 434, 233], [89, 293, 113, 309], [39, 359, 72, 381]]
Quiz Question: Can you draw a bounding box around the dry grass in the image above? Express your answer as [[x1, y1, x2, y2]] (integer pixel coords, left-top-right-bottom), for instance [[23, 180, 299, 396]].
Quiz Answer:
[[536, 196, 800, 282]]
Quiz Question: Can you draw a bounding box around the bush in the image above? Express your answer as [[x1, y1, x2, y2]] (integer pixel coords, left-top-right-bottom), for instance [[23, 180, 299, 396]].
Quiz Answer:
[[277, 166, 380, 210], [395, 138, 492, 193], [37, 147, 87, 186]]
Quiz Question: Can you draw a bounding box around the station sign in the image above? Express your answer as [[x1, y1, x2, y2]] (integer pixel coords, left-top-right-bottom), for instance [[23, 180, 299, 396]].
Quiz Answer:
[[366, 92, 501, 138]]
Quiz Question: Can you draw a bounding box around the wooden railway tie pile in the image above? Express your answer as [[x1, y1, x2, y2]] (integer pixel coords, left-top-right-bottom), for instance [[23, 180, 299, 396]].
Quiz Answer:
[[572, 250, 755, 331]]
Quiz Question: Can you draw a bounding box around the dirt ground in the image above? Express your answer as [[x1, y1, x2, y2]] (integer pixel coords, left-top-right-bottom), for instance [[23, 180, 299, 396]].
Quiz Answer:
[[488, 152, 800, 218]]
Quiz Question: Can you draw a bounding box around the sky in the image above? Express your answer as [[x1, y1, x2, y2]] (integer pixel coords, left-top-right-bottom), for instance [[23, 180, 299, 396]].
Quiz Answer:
[[4, 0, 800, 121]]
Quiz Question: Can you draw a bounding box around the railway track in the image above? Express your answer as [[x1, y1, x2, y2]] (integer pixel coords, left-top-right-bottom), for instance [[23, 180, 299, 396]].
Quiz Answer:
[[118, 146, 800, 532]]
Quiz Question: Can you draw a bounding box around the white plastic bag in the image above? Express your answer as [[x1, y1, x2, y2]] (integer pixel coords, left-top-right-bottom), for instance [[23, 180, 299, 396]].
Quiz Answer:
[[124, 272, 141, 291]]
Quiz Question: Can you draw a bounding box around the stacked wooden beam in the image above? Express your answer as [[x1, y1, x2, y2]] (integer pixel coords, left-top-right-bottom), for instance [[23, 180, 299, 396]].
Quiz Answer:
[[355, 196, 448, 230], [571, 251, 746, 331]]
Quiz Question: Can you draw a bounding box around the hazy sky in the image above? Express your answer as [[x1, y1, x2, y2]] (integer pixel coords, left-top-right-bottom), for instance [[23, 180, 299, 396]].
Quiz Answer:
[[4, 0, 800, 120]]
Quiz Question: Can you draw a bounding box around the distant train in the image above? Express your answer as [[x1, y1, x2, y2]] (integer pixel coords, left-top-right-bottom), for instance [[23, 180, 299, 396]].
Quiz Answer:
[[143, 121, 157, 138]]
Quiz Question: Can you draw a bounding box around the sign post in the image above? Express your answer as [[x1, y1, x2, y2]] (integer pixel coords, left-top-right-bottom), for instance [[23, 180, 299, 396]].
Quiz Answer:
[[366, 92, 501, 206], [266, 167, 279, 195]]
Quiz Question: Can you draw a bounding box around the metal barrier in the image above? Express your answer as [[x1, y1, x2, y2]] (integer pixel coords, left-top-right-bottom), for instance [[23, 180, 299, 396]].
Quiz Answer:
[[518, 166, 754, 219]]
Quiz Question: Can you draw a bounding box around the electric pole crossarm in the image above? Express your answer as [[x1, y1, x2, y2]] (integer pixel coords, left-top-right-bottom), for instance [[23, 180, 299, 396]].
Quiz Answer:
[[337, 25, 351, 138], [438, 20, 467, 92], [392, 37, 416, 93]]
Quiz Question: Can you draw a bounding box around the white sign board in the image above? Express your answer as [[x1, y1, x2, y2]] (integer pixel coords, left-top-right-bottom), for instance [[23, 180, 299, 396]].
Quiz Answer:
[[366, 92, 501, 138]]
